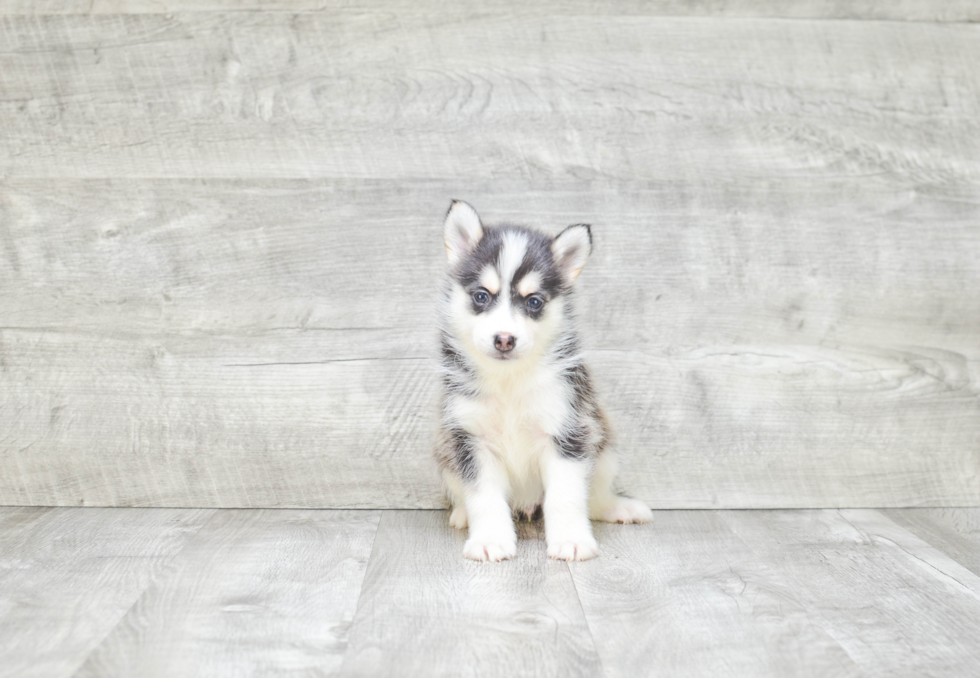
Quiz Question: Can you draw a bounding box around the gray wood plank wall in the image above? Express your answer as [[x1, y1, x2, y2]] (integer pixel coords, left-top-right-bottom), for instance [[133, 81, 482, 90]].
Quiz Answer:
[[1, 2, 978, 508], [1, 1, 979, 20]]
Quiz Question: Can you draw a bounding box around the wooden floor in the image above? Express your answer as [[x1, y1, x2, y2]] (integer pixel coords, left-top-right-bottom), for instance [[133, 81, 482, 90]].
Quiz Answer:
[[2, 507, 980, 677]]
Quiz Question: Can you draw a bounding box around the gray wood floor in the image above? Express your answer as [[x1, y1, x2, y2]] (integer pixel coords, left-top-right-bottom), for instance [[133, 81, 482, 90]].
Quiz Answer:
[[3, 507, 980, 677]]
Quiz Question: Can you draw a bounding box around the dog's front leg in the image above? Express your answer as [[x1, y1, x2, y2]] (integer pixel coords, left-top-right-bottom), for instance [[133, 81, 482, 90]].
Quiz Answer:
[[542, 453, 598, 561], [461, 461, 517, 562]]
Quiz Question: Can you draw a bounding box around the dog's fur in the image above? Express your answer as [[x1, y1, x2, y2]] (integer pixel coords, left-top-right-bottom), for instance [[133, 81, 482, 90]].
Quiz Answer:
[[435, 201, 652, 562]]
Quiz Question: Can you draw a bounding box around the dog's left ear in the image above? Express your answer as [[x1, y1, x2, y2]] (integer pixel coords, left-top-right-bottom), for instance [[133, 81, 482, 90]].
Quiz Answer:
[[552, 224, 592, 284]]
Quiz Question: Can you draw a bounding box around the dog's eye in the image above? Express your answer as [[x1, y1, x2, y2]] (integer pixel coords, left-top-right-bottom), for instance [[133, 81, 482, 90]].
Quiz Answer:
[[473, 290, 490, 306], [526, 295, 544, 311]]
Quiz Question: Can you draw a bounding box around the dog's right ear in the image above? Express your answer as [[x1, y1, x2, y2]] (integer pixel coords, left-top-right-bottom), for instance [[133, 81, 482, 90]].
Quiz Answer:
[[444, 200, 484, 267]]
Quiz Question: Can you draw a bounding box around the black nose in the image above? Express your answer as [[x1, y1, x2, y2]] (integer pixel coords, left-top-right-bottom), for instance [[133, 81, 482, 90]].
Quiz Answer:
[[494, 333, 516, 352]]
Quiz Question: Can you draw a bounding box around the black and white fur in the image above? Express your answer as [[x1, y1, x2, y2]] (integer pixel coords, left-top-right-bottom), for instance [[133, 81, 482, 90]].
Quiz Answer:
[[435, 201, 652, 562]]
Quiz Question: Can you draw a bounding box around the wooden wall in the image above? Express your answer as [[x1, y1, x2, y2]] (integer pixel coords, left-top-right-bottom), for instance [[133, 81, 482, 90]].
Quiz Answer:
[[1, 2, 978, 508]]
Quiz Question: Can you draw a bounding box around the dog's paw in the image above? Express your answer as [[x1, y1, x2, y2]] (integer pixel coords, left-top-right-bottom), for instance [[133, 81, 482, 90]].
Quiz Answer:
[[463, 536, 517, 562], [547, 533, 599, 561], [449, 504, 468, 530], [593, 497, 653, 524]]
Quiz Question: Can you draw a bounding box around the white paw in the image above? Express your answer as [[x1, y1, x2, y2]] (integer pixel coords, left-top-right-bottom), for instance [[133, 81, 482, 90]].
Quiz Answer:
[[463, 536, 517, 562], [449, 504, 468, 530], [547, 533, 599, 561], [594, 497, 653, 524]]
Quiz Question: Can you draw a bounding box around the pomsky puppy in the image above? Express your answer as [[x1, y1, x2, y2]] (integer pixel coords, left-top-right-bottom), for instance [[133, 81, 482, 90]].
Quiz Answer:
[[435, 201, 652, 562]]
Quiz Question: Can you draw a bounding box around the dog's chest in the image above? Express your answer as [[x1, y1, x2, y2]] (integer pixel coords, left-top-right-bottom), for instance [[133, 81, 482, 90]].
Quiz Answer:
[[463, 371, 571, 474]]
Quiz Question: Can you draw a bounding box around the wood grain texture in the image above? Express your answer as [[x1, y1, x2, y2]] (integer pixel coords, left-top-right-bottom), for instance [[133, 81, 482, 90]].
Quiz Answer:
[[0, 328, 440, 508], [4, 507, 980, 676], [1, 5, 979, 509], [0, 14, 978, 181], [0, 507, 213, 678], [570, 511, 860, 677], [571, 509, 980, 678], [339, 510, 602, 678], [74, 509, 381, 677], [2, 1, 978, 21], [728, 509, 980, 677], [1, 178, 978, 508], [882, 508, 980, 578]]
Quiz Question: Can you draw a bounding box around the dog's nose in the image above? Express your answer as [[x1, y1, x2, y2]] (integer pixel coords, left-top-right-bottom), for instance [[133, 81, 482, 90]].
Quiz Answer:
[[494, 333, 516, 352]]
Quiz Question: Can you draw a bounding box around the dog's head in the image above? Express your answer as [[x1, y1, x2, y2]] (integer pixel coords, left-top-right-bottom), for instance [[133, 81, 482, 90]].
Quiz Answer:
[[442, 200, 591, 363]]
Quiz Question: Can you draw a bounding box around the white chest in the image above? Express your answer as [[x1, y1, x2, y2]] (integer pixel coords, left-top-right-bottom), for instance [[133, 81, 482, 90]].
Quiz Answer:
[[452, 368, 572, 506]]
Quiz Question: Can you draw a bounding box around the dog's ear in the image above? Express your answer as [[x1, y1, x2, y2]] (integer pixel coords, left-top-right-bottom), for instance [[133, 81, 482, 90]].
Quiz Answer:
[[444, 200, 484, 267], [552, 224, 592, 284]]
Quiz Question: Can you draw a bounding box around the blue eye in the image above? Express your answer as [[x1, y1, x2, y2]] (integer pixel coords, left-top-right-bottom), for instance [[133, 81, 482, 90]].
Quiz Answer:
[[526, 295, 544, 311], [473, 290, 490, 305]]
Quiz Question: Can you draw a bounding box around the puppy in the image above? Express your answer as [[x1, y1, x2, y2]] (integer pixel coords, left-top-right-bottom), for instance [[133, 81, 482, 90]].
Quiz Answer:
[[435, 201, 652, 562]]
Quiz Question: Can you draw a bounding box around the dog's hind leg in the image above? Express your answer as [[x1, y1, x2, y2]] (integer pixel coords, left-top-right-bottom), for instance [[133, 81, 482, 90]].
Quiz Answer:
[[443, 472, 469, 529], [588, 451, 653, 524], [449, 504, 468, 529]]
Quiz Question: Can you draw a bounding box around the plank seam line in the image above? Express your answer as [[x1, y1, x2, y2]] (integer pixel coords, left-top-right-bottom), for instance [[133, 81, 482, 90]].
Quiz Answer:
[[566, 557, 607, 678], [336, 509, 387, 674], [840, 510, 980, 603], [222, 358, 429, 367], [872, 534, 980, 602], [3, 12, 980, 25], [65, 508, 219, 678]]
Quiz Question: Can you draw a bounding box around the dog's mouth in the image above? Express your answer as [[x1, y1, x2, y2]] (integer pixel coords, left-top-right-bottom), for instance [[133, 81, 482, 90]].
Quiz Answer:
[[492, 351, 519, 361]]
